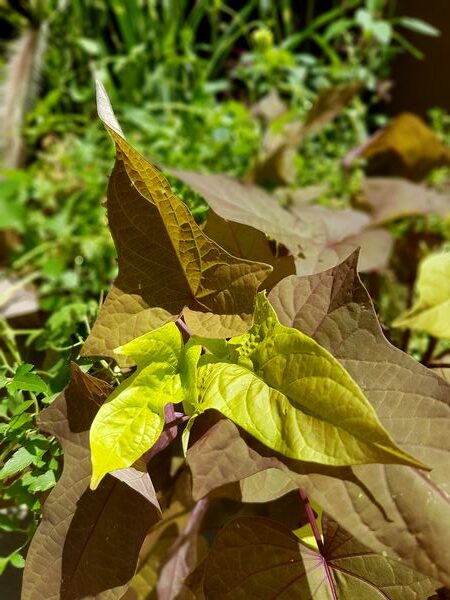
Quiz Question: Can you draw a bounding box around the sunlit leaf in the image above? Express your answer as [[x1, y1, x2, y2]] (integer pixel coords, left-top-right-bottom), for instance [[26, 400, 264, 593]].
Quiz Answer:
[[363, 178, 450, 225], [171, 170, 392, 274], [193, 293, 422, 468], [90, 322, 186, 489], [354, 113, 450, 180], [203, 209, 296, 290], [393, 252, 450, 339], [8, 363, 47, 394], [187, 253, 450, 586]]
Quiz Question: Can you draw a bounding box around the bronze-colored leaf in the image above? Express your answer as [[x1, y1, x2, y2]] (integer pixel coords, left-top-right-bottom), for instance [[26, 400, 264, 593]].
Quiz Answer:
[[248, 82, 361, 185], [187, 253, 450, 586], [303, 82, 363, 138], [251, 89, 287, 123], [201, 515, 435, 599], [22, 364, 161, 600], [168, 169, 312, 255], [293, 205, 393, 274], [82, 83, 272, 359], [156, 499, 209, 600], [269, 252, 450, 586], [203, 209, 295, 290], [357, 114, 450, 181], [170, 169, 389, 274], [363, 177, 450, 225]]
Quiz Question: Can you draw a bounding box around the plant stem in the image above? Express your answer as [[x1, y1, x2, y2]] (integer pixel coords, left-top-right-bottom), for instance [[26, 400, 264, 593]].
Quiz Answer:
[[176, 317, 192, 339], [299, 488, 323, 553], [163, 415, 189, 430], [422, 336, 437, 365]]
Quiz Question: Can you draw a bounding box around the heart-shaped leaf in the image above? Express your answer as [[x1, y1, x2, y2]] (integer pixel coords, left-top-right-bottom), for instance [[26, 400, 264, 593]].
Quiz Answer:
[[203, 208, 296, 290], [82, 83, 272, 359], [193, 293, 422, 468], [186, 252, 450, 586], [200, 515, 436, 599], [169, 169, 393, 275], [352, 113, 450, 180], [363, 178, 450, 225]]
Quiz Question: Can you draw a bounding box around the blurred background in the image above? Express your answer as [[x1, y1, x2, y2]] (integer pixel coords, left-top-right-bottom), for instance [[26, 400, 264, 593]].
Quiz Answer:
[[1, 1, 450, 597]]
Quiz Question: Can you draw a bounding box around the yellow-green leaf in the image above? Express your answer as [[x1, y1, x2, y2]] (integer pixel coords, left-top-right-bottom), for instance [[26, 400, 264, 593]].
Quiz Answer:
[[89, 322, 185, 489], [195, 293, 424, 468], [393, 251, 450, 339]]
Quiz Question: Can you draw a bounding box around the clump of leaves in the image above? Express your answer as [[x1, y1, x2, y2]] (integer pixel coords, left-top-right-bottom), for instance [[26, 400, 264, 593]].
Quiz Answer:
[[20, 86, 450, 599]]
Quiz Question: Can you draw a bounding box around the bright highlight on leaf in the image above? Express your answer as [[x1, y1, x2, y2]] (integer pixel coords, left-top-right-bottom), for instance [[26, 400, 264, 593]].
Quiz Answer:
[[89, 322, 189, 489], [193, 293, 424, 468], [393, 251, 450, 339]]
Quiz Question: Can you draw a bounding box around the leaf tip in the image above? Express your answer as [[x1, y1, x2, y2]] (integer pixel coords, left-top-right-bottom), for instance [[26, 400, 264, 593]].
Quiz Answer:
[[95, 79, 124, 138]]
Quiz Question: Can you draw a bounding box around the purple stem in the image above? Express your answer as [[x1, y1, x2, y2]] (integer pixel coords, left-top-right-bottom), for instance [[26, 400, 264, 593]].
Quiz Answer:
[[163, 414, 190, 430], [176, 317, 192, 338], [299, 488, 323, 553], [299, 490, 338, 599]]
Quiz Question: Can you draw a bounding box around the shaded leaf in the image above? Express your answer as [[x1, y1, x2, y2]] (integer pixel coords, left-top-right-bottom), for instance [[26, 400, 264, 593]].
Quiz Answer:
[[363, 178, 450, 225], [169, 169, 312, 255], [125, 471, 196, 599], [22, 363, 161, 600], [200, 515, 436, 599], [248, 82, 361, 185], [171, 169, 390, 274], [293, 205, 393, 274], [203, 209, 296, 290], [157, 498, 209, 600], [393, 252, 450, 339], [303, 82, 363, 138], [82, 83, 271, 359]]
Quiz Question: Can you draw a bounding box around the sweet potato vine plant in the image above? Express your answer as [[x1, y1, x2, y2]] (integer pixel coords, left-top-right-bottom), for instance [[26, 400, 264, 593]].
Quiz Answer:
[[21, 85, 450, 600]]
